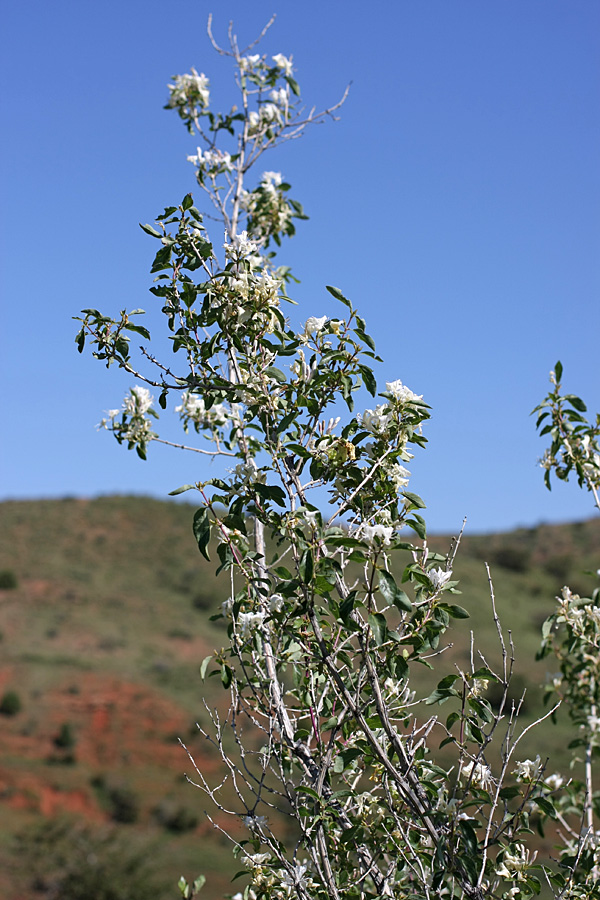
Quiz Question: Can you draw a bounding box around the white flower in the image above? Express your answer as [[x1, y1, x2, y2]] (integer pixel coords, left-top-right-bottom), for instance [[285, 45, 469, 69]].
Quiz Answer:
[[224, 230, 260, 260], [237, 611, 265, 638], [167, 69, 209, 109], [428, 567, 452, 592], [470, 677, 489, 697], [269, 594, 285, 613], [460, 759, 492, 790], [358, 523, 395, 547], [123, 385, 154, 416], [386, 379, 424, 405], [187, 147, 233, 172], [588, 714, 600, 733], [243, 814, 268, 829], [242, 852, 271, 868], [259, 102, 282, 125], [221, 598, 233, 618], [496, 843, 536, 880], [544, 773, 564, 791], [388, 463, 411, 490], [239, 54, 261, 71], [281, 863, 309, 890], [303, 316, 328, 337], [513, 756, 543, 781], [262, 171, 282, 188], [272, 53, 293, 76], [358, 404, 391, 433], [270, 87, 289, 106], [175, 392, 228, 428]]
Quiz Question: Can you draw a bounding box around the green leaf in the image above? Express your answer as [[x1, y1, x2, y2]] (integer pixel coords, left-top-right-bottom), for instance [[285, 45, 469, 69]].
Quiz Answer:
[[75, 327, 85, 353], [368, 612, 388, 645], [139, 222, 162, 238], [565, 394, 587, 412], [361, 366, 377, 397], [193, 875, 206, 892], [326, 284, 352, 309], [554, 360, 563, 383], [299, 548, 313, 584], [182, 193, 194, 210], [199, 655, 212, 680], [377, 570, 412, 612], [499, 786, 521, 800], [286, 75, 301, 97], [169, 484, 195, 495], [402, 491, 427, 509], [124, 323, 151, 339], [442, 604, 470, 619], [378, 570, 397, 605], [406, 516, 427, 540], [265, 366, 287, 383], [221, 663, 232, 688], [192, 507, 211, 561]]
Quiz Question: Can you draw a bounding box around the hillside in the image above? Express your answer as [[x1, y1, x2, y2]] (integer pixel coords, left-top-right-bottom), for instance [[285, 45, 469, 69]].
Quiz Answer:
[[0, 497, 599, 898]]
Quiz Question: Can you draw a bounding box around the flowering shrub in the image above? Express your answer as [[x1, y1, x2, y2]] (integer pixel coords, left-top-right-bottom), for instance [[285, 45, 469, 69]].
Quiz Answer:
[[77, 16, 598, 900], [534, 364, 600, 897]]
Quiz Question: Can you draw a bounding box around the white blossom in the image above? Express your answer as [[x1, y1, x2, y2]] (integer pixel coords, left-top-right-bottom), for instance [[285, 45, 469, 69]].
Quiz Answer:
[[262, 170, 282, 188], [358, 404, 392, 434], [243, 814, 268, 829], [221, 598, 233, 618], [513, 756, 543, 781], [239, 54, 261, 71], [224, 230, 260, 260], [428, 567, 452, 592], [272, 53, 293, 76], [388, 463, 411, 490], [544, 773, 564, 791], [281, 862, 309, 891], [460, 759, 492, 790], [470, 677, 489, 697], [167, 69, 209, 109], [175, 392, 228, 428], [237, 611, 265, 638], [187, 147, 233, 172], [270, 87, 289, 107], [587, 714, 600, 733], [303, 316, 328, 338], [358, 523, 395, 547], [269, 594, 285, 613], [123, 385, 154, 416], [386, 379, 424, 405], [496, 843, 536, 880]]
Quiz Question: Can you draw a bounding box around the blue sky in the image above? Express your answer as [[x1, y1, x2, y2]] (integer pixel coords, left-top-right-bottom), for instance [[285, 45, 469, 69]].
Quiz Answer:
[[1, 0, 598, 533]]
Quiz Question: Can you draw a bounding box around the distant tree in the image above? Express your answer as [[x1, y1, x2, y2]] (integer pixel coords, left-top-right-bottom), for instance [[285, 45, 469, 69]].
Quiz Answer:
[[0, 690, 22, 716], [0, 569, 18, 589]]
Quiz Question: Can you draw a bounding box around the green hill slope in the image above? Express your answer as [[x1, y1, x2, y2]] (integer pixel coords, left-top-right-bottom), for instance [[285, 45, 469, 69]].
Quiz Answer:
[[0, 497, 598, 898]]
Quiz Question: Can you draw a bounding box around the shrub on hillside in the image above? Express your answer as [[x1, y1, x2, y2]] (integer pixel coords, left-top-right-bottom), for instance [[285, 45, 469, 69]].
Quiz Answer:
[[14, 819, 169, 900], [0, 690, 22, 716], [0, 569, 18, 589]]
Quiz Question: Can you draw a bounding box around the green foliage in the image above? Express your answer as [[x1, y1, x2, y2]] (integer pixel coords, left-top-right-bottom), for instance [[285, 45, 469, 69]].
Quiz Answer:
[[0, 690, 22, 716], [14, 819, 169, 900], [54, 721, 77, 749], [0, 568, 18, 589]]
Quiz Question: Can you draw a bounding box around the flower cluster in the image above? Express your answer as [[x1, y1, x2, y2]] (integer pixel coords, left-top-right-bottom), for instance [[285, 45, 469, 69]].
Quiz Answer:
[[187, 146, 233, 174], [167, 68, 210, 122], [176, 392, 229, 432], [241, 172, 297, 245]]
